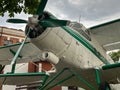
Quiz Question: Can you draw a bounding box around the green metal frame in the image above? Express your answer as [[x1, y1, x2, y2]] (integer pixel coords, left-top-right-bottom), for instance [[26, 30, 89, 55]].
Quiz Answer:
[[40, 68, 96, 90], [9, 49, 22, 58], [39, 74, 49, 88], [0, 72, 49, 88], [1, 12, 118, 89], [10, 29, 30, 73], [0, 28, 50, 90], [95, 69, 111, 90], [0, 42, 29, 49], [46, 74, 74, 90], [102, 62, 120, 70], [95, 69, 101, 87], [1, 67, 111, 90], [39, 68, 68, 90], [0, 72, 47, 77]]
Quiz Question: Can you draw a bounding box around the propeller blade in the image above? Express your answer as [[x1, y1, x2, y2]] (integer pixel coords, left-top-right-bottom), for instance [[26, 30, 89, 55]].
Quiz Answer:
[[47, 19, 70, 26], [36, 0, 48, 16], [39, 19, 70, 27], [7, 19, 28, 24]]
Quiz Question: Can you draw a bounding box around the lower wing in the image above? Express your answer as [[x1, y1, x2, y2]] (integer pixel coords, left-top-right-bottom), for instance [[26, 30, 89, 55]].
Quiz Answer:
[[0, 42, 42, 65]]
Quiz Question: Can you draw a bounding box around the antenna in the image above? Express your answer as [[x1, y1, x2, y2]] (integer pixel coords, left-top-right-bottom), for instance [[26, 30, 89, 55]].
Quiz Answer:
[[78, 14, 81, 23]]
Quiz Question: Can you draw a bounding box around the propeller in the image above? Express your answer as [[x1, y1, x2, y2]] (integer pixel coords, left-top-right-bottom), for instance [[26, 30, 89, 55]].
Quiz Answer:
[[7, 0, 70, 27], [39, 19, 70, 27], [7, 0, 48, 24], [7, 19, 27, 24], [6, 0, 70, 67], [36, 0, 48, 16]]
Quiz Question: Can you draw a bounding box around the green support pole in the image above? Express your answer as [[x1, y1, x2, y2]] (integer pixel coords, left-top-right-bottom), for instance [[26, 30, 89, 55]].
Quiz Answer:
[[2, 77, 7, 85], [68, 69, 96, 90], [102, 63, 120, 70], [95, 69, 101, 86], [9, 49, 22, 58], [46, 74, 75, 90], [95, 69, 111, 90], [40, 68, 67, 90], [0, 42, 29, 49], [40, 68, 96, 90], [10, 29, 30, 73], [0, 72, 47, 77], [39, 75, 49, 89], [106, 87, 110, 90]]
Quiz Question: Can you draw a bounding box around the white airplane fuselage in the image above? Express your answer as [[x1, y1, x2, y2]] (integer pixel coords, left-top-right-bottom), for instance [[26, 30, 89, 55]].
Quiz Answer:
[[27, 23, 117, 89], [30, 25, 113, 69], [3, 1, 120, 89]]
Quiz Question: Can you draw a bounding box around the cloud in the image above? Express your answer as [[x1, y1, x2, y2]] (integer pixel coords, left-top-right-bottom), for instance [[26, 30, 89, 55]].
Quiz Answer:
[[68, 0, 81, 5], [46, 0, 120, 27], [0, 12, 31, 30], [0, 0, 120, 29]]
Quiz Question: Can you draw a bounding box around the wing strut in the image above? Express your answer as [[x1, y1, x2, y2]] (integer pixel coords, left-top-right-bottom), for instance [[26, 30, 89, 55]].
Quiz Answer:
[[0, 28, 49, 87], [95, 69, 111, 90], [40, 68, 96, 90], [10, 28, 31, 73], [102, 63, 120, 70]]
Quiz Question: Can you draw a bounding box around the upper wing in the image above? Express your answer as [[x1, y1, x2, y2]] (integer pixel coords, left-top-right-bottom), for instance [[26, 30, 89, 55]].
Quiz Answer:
[[90, 18, 120, 51], [0, 42, 42, 65]]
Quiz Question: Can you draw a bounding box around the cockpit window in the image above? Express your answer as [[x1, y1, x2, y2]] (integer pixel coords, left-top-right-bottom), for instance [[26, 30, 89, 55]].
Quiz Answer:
[[69, 22, 91, 41], [71, 22, 82, 29]]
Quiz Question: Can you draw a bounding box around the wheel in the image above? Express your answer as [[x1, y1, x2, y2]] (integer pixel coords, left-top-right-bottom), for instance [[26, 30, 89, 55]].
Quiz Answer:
[[98, 82, 111, 90]]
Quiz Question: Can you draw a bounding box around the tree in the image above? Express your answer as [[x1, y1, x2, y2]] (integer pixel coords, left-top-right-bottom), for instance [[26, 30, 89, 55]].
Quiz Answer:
[[109, 50, 120, 62], [0, 0, 40, 17]]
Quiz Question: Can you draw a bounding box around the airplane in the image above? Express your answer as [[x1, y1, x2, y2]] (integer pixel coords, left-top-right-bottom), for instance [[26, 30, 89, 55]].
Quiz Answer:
[[0, 0, 120, 90]]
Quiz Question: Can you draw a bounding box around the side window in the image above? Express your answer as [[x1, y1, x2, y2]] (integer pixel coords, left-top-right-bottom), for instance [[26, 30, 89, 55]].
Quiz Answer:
[[16, 40, 20, 43], [4, 39, 13, 46], [77, 29, 91, 41], [69, 22, 91, 41], [10, 38, 19, 44]]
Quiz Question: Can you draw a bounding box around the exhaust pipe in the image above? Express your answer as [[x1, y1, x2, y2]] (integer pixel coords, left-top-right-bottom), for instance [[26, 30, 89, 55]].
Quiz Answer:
[[41, 52, 59, 65]]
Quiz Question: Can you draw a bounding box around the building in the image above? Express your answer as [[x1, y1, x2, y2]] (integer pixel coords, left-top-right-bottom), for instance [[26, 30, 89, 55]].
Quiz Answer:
[[0, 26, 24, 45], [0, 26, 66, 90]]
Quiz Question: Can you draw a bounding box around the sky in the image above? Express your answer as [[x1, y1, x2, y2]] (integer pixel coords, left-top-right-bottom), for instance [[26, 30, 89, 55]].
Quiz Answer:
[[0, 0, 120, 30]]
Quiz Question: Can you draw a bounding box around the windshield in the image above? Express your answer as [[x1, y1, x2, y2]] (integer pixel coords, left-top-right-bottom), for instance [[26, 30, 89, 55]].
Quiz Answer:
[[69, 22, 91, 41]]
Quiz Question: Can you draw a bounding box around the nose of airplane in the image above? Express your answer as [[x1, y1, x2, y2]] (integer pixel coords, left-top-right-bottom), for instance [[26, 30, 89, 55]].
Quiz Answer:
[[25, 24, 46, 38]]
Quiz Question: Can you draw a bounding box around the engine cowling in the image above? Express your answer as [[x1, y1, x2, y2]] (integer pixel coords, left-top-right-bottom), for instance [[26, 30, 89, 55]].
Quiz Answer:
[[25, 11, 50, 38], [25, 24, 45, 38]]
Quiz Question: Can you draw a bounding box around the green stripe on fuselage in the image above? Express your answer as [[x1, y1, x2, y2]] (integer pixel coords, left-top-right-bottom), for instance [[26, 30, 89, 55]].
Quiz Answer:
[[41, 12, 110, 64], [61, 26, 110, 64]]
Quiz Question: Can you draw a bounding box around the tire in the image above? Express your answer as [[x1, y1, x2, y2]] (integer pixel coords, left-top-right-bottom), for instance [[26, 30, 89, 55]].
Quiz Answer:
[[98, 82, 111, 90]]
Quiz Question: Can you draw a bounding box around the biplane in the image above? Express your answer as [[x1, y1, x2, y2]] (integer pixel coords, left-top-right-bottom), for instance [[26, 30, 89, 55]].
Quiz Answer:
[[0, 0, 120, 90]]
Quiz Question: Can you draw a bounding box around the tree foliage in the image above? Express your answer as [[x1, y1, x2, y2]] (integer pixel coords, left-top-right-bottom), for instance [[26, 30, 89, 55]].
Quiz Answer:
[[109, 50, 120, 62], [0, 0, 41, 17]]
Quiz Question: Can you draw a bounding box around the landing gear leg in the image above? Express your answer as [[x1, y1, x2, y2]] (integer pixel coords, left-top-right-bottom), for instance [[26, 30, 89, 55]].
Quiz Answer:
[[95, 69, 111, 90], [98, 82, 111, 90]]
